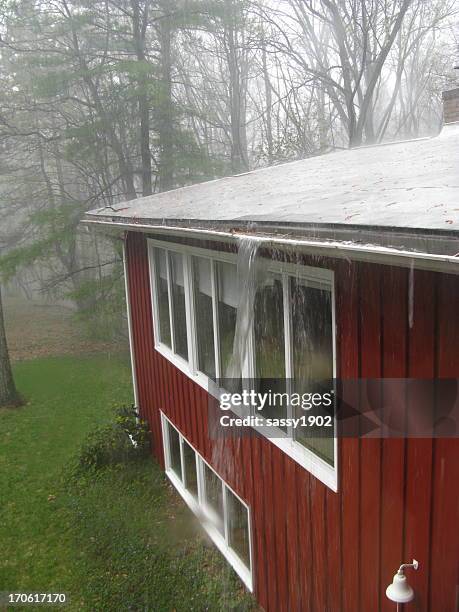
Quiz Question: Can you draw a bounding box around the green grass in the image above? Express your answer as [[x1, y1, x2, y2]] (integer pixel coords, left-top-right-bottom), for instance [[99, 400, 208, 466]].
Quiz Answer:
[[0, 356, 255, 611]]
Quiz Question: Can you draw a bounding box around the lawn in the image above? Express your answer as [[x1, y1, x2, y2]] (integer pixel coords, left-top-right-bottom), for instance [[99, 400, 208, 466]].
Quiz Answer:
[[0, 356, 255, 611], [3, 296, 125, 361]]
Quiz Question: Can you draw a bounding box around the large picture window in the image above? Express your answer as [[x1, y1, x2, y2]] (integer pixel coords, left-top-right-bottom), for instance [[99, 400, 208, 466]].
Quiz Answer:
[[202, 461, 224, 535], [149, 239, 337, 491], [151, 246, 191, 363], [226, 488, 251, 569], [161, 414, 252, 590], [168, 422, 182, 480], [254, 273, 287, 428], [252, 272, 335, 465], [153, 247, 172, 348], [291, 278, 334, 464], [216, 261, 238, 378], [192, 256, 216, 380], [169, 252, 188, 360]]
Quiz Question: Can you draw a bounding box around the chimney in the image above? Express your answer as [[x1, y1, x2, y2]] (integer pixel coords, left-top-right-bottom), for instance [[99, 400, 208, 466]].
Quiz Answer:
[[443, 88, 459, 124], [443, 66, 459, 124]]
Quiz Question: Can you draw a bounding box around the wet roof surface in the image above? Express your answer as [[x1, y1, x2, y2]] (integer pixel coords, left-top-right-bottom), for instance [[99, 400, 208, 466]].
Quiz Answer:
[[85, 123, 459, 234]]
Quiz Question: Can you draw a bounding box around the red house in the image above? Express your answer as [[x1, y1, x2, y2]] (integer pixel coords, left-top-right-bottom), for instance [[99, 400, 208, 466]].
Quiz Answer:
[[83, 89, 459, 611]]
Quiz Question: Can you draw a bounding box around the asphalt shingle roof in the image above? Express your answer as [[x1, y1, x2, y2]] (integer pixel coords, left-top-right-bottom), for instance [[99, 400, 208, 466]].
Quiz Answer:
[[85, 123, 459, 233]]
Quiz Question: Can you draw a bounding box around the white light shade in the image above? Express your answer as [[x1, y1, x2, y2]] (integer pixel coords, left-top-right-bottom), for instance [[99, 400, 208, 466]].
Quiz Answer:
[[386, 572, 414, 604]]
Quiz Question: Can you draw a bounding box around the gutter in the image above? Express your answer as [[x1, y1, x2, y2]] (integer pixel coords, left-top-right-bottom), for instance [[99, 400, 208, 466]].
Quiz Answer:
[[82, 218, 459, 275], [122, 239, 140, 411]]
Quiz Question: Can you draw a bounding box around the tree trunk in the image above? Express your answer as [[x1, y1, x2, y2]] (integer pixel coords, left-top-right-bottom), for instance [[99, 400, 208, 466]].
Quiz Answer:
[[317, 87, 328, 152], [158, 3, 174, 192], [351, 0, 413, 147], [226, 0, 249, 174], [0, 286, 20, 407], [132, 0, 153, 196], [261, 37, 274, 165]]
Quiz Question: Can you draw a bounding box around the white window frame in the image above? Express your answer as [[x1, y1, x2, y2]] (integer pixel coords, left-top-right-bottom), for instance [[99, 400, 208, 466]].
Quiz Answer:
[[161, 412, 253, 591], [148, 241, 235, 393], [148, 238, 338, 492]]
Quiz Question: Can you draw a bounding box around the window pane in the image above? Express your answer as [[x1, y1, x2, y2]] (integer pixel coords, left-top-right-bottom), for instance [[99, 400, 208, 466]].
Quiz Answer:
[[169, 252, 188, 360], [168, 423, 182, 480], [254, 274, 287, 428], [216, 261, 238, 379], [226, 488, 250, 568], [291, 278, 334, 465], [193, 257, 216, 379], [154, 248, 171, 348], [183, 441, 198, 498], [203, 462, 224, 535]]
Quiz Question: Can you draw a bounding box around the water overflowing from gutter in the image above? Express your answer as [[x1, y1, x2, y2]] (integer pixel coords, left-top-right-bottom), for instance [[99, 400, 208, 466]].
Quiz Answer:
[[226, 235, 268, 383], [211, 235, 268, 495]]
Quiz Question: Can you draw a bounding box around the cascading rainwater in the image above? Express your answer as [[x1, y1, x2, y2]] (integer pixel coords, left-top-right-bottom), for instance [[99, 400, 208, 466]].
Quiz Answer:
[[226, 235, 268, 383], [211, 235, 268, 499]]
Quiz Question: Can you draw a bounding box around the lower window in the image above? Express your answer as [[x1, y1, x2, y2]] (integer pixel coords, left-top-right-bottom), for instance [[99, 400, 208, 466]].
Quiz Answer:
[[161, 413, 253, 590]]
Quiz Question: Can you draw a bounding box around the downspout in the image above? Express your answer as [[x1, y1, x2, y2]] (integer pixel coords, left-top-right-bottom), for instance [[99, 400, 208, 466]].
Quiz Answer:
[[122, 236, 140, 413]]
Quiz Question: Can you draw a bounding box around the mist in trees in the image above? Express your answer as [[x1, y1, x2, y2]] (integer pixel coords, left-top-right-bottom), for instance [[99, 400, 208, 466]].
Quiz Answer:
[[0, 0, 456, 342]]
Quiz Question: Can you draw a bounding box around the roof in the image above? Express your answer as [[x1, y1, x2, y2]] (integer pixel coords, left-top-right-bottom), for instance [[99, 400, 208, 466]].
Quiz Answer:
[[83, 123, 459, 267]]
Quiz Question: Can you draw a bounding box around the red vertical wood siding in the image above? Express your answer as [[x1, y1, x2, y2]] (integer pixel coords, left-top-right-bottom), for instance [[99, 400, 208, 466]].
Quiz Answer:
[[125, 231, 459, 612], [429, 274, 459, 612], [380, 267, 408, 612], [359, 263, 382, 612], [338, 260, 360, 612]]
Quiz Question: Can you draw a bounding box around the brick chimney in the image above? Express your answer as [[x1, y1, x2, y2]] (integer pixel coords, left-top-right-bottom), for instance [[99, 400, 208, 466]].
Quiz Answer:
[[443, 87, 459, 124]]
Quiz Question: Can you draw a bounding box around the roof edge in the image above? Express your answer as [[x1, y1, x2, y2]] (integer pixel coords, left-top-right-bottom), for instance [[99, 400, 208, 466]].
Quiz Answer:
[[81, 217, 459, 275]]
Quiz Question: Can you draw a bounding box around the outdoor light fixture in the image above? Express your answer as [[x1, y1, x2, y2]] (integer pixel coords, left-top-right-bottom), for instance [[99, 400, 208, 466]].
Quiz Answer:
[[386, 559, 419, 605]]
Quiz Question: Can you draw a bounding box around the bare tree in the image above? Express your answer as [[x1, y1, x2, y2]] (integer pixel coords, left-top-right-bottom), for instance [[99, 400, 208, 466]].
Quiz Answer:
[[258, 0, 454, 147]]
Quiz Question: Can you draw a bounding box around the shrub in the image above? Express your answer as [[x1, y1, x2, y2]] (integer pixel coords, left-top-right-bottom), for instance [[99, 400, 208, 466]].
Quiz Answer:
[[74, 405, 150, 474], [114, 405, 150, 450]]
